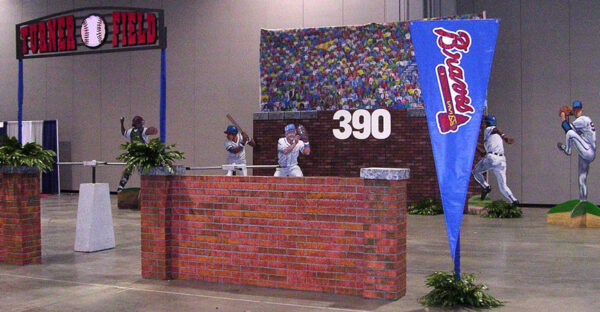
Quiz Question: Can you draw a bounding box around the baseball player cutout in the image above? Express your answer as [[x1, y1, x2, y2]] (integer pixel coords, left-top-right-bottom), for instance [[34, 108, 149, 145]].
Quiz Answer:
[[473, 115, 519, 206], [275, 124, 311, 177], [224, 125, 255, 176], [557, 101, 596, 201], [117, 116, 158, 192]]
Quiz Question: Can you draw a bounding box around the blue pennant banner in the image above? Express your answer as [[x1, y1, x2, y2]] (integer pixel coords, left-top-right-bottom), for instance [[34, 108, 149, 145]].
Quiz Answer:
[[409, 19, 499, 275]]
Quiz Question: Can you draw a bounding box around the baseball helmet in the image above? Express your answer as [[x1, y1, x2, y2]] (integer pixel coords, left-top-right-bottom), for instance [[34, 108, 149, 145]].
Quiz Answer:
[[224, 125, 238, 134], [132, 116, 144, 127], [572, 101, 583, 109], [284, 124, 296, 133], [484, 115, 497, 126]]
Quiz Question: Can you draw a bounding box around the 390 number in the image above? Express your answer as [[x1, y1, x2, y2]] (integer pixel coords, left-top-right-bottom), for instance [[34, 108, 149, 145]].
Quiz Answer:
[[332, 109, 391, 140]]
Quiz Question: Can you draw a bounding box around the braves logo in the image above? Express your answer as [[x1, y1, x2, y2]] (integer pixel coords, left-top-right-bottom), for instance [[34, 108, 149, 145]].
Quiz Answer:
[[433, 27, 473, 134]]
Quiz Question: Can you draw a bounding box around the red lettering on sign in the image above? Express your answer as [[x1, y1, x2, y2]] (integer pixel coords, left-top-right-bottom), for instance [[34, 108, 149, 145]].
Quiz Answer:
[[29, 24, 38, 53], [38, 22, 47, 53], [112, 12, 121, 47], [20, 27, 29, 55], [66, 15, 75, 50], [433, 27, 473, 134], [128, 12, 137, 45], [57, 17, 66, 51], [112, 11, 158, 47], [137, 12, 146, 44], [47, 19, 57, 52]]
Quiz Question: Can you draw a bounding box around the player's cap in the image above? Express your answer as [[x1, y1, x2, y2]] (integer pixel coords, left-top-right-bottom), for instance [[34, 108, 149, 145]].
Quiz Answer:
[[484, 115, 497, 126], [285, 124, 296, 133], [572, 101, 583, 109], [224, 125, 238, 134]]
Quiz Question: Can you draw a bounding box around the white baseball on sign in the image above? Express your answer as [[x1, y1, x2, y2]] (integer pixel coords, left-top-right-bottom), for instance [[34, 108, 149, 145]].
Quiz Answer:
[[81, 15, 106, 48]]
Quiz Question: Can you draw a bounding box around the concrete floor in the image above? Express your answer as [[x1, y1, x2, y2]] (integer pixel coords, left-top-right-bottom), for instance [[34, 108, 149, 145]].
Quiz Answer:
[[1, 194, 599, 312]]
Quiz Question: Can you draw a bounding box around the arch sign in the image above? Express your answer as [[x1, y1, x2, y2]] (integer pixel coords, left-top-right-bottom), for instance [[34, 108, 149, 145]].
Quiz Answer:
[[16, 6, 166, 59]]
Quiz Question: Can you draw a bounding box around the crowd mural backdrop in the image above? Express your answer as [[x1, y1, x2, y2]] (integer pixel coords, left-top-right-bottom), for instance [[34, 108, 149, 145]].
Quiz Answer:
[[259, 15, 480, 112]]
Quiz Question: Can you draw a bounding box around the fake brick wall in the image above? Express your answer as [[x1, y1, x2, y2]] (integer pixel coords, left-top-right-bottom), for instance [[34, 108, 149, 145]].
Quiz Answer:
[[0, 173, 42, 265], [141, 175, 407, 300], [252, 109, 483, 205]]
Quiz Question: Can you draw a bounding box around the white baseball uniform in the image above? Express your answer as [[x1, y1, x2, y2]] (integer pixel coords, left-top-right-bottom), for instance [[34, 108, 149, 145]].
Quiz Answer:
[[275, 138, 306, 177], [224, 133, 247, 176], [124, 127, 149, 144], [473, 126, 518, 203], [561, 115, 596, 201]]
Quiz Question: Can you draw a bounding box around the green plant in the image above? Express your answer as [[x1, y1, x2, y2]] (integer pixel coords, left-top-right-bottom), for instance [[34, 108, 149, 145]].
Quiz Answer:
[[0, 135, 56, 173], [116, 138, 185, 174], [419, 271, 504, 308], [483, 200, 522, 218], [408, 198, 444, 215]]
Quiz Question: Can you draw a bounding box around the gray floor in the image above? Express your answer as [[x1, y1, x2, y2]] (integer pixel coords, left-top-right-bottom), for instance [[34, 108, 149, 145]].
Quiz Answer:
[[1, 194, 599, 312]]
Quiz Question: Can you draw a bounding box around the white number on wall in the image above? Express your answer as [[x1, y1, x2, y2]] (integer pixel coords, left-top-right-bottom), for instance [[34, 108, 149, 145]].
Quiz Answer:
[[332, 110, 353, 140], [332, 109, 391, 140]]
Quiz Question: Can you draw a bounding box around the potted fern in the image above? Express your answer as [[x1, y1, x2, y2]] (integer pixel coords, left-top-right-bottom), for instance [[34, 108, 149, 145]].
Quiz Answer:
[[116, 138, 185, 176], [0, 135, 56, 174]]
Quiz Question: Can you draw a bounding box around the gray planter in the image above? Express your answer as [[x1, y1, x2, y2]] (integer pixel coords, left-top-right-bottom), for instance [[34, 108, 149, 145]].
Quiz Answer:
[[139, 165, 185, 176], [0, 165, 40, 174]]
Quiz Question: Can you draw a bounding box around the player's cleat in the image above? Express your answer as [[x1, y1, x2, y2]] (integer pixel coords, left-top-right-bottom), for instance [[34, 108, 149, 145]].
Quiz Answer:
[[117, 186, 124, 193], [480, 186, 492, 201], [557, 142, 571, 155], [512, 200, 520, 207]]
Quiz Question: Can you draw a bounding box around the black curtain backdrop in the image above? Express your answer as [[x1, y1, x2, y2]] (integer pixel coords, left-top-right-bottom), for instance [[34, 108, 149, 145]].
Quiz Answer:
[[42, 120, 58, 194]]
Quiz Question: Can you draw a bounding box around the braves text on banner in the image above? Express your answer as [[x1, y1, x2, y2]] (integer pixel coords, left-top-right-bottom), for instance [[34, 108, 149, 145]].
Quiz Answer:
[[410, 19, 499, 274]]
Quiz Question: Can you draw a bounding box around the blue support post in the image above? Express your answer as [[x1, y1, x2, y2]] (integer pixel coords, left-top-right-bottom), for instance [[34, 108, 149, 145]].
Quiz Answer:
[[18, 60, 23, 143], [160, 49, 166, 143]]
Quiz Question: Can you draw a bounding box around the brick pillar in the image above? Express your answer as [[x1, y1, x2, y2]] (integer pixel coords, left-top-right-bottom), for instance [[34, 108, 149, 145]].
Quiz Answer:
[[360, 168, 408, 300], [0, 172, 41, 265], [140, 174, 173, 279]]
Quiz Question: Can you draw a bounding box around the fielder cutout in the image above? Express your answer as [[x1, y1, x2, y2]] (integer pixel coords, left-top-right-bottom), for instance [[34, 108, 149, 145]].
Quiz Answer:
[[117, 116, 158, 192], [473, 115, 519, 206], [224, 125, 255, 176], [275, 124, 310, 177], [557, 101, 596, 201]]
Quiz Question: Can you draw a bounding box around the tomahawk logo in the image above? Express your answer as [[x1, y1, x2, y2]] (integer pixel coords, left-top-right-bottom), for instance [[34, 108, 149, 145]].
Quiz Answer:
[[433, 27, 473, 134]]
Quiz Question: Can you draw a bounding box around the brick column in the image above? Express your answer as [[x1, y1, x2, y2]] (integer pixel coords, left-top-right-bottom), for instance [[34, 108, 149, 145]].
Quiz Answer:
[[0, 171, 41, 265], [360, 168, 408, 300], [140, 174, 174, 279]]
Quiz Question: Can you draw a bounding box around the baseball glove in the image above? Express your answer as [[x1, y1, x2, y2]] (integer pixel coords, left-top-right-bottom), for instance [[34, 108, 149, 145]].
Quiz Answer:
[[297, 124, 309, 142], [559, 105, 572, 117]]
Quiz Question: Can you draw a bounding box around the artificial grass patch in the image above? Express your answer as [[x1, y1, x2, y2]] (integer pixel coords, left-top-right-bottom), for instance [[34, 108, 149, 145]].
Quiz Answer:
[[467, 195, 492, 207]]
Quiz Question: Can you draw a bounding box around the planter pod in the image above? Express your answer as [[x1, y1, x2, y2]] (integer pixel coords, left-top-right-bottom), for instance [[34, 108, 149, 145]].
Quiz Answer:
[[139, 165, 186, 176], [0, 165, 40, 174]]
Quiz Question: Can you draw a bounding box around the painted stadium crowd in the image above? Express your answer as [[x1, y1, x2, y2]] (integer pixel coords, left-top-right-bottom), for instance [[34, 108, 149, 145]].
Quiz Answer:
[[260, 22, 424, 112]]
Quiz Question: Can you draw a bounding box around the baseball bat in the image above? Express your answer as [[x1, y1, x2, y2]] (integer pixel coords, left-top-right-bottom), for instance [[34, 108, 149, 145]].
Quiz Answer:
[[226, 114, 244, 133]]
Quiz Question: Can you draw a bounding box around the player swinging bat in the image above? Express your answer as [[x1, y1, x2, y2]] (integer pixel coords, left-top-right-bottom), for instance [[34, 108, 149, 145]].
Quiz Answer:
[[224, 114, 255, 176], [275, 124, 310, 177], [557, 101, 596, 201], [118, 116, 158, 192]]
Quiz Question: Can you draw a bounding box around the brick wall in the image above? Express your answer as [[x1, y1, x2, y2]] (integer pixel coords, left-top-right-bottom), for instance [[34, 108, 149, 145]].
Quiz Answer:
[[253, 110, 483, 206], [0, 172, 42, 265], [141, 174, 407, 300]]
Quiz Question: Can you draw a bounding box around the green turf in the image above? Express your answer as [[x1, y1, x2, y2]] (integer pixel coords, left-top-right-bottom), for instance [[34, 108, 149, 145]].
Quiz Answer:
[[467, 195, 492, 207], [547, 200, 580, 214], [547, 200, 600, 217]]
